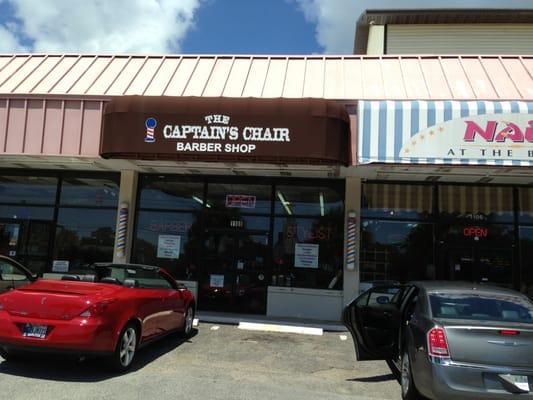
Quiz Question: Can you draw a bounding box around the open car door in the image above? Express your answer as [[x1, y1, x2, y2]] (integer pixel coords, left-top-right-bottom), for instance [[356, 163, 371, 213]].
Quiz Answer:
[[343, 285, 407, 361]]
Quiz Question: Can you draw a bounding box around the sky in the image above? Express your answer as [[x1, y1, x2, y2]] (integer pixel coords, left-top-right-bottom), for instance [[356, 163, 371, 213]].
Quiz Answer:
[[1, 0, 533, 54]]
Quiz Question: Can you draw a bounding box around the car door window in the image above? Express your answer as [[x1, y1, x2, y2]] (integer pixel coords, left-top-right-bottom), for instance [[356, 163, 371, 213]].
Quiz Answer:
[[0, 260, 29, 282], [367, 287, 401, 307]]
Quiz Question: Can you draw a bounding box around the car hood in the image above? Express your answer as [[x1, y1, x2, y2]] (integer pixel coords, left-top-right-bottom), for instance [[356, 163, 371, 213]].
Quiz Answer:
[[0, 279, 125, 320]]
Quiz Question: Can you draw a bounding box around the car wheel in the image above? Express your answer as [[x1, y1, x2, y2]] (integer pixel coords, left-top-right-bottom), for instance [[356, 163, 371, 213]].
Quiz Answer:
[[386, 359, 401, 381], [0, 348, 19, 362], [181, 306, 194, 337], [109, 323, 138, 372], [401, 350, 422, 400]]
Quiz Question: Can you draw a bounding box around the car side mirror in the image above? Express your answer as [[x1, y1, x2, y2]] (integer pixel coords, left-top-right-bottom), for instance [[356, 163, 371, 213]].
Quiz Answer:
[[376, 296, 390, 305]]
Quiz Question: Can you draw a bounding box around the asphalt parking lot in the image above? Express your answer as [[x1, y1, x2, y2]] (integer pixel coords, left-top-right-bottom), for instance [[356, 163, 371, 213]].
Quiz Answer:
[[0, 323, 400, 400]]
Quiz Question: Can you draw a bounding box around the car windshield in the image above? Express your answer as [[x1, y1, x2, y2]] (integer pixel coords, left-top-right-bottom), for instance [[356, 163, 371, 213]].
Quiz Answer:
[[429, 292, 533, 323], [94, 265, 172, 289]]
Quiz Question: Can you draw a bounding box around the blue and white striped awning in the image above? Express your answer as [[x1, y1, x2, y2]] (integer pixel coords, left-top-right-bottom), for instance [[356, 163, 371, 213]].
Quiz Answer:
[[358, 100, 533, 166]]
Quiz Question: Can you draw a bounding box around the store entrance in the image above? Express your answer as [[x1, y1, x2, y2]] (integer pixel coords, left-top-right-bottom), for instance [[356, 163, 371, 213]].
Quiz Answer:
[[198, 229, 270, 314], [439, 224, 514, 288], [0, 220, 53, 275]]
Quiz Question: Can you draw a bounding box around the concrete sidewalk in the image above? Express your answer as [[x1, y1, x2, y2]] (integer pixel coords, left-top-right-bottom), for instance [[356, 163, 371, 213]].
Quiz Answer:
[[197, 311, 347, 332]]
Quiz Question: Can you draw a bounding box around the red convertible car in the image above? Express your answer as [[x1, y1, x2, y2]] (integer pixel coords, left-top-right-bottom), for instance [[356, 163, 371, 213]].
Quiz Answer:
[[0, 260, 195, 371]]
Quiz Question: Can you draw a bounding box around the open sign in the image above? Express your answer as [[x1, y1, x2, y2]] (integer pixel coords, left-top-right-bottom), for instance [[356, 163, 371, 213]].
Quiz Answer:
[[463, 226, 488, 238]]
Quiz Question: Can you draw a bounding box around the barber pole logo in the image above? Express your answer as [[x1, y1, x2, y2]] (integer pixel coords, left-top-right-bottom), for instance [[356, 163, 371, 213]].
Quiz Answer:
[[346, 216, 357, 270], [144, 117, 157, 143], [116, 206, 128, 257]]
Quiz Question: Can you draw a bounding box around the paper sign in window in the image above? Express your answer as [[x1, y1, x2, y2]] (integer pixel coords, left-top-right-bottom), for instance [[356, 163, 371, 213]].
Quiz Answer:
[[157, 235, 181, 259], [294, 243, 319, 269]]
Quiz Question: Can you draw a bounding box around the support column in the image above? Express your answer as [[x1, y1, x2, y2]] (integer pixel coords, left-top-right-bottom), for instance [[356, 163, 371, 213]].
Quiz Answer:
[[343, 176, 362, 306], [367, 25, 385, 55], [113, 170, 138, 263]]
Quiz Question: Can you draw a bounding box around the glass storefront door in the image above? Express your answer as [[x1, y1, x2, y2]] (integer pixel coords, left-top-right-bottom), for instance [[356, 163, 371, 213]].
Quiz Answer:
[[0, 221, 21, 258], [439, 224, 514, 287], [199, 229, 269, 314], [0, 220, 53, 274]]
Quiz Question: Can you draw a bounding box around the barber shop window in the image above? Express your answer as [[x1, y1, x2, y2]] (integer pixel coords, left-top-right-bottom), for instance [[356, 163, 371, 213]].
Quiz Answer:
[[272, 214, 344, 290], [274, 184, 343, 217], [207, 181, 272, 214], [271, 182, 344, 290], [60, 177, 119, 207], [54, 174, 119, 274], [132, 211, 201, 281], [133, 175, 205, 280], [138, 175, 205, 210], [362, 183, 433, 220], [0, 175, 58, 205]]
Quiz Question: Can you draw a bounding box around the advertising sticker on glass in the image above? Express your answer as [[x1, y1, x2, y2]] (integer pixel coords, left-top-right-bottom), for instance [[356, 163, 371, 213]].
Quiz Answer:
[[294, 243, 319, 269], [157, 235, 181, 259]]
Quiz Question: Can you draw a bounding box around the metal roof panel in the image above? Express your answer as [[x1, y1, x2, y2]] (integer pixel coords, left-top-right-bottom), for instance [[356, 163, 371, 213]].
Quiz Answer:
[[223, 58, 251, 97], [0, 54, 533, 101]]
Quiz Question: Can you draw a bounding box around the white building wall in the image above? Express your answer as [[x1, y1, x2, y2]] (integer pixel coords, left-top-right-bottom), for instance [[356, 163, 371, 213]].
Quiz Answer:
[[386, 24, 533, 54]]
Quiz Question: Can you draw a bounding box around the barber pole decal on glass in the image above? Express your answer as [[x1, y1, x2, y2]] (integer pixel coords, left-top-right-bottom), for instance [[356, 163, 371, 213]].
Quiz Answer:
[[346, 212, 357, 270], [144, 117, 157, 143], [116, 202, 128, 257]]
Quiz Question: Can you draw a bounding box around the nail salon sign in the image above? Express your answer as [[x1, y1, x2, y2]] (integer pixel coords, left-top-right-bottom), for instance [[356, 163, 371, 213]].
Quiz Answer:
[[358, 101, 533, 166]]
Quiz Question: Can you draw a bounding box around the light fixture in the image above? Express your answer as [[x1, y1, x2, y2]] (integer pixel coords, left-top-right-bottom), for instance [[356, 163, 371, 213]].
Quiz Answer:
[[276, 191, 292, 215], [476, 177, 493, 183], [192, 195, 211, 208], [319, 192, 325, 217]]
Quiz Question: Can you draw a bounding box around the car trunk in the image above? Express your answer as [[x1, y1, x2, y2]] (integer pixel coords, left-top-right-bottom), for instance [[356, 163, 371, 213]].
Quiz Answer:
[[2, 279, 122, 321], [444, 321, 533, 368]]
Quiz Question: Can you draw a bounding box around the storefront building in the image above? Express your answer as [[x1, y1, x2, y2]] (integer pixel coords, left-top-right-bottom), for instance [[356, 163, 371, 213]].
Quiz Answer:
[[1, 53, 533, 320], [357, 100, 533, 298]]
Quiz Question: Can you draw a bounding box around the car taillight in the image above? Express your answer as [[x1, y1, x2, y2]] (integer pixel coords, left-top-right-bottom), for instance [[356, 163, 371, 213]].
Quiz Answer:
[[500, 329, 520, 336], [428, 327, 450, 358], [79, 300, 115, 318]]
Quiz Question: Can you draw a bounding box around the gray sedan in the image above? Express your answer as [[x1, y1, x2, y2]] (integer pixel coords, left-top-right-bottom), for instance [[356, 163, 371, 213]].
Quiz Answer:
[[343, 281, 533, 399]]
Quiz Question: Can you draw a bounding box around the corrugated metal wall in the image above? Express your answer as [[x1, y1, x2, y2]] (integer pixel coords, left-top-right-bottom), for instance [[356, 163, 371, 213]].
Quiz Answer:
[[0, 98, 105, 156], [387, 24, 533, 54]]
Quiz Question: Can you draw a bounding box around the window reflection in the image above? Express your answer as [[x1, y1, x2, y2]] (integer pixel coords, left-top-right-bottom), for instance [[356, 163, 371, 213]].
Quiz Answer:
[[60, 177, 119, 207], [0, 205, 54, 221], [54, 208, 116, 273], [274, 184, 343, 216], [361, 220, 434, 283], [0, 176, 58, 205], [520, 226, 533, 299], [132, 211, 202, 280], [519, 188, 533, 224], [439, 185, 513, 223], [362, 183, 432, 219], [138, 176, 205, 210], [272, 214, 343, 290]]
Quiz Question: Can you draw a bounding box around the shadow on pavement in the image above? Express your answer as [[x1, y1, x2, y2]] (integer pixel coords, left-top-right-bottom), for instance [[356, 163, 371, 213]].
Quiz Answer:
[[347, 373, 396, 383], [0, 329, 197, 382]]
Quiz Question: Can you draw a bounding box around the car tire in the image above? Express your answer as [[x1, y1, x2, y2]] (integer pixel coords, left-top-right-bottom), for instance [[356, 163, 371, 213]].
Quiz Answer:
[[108, 322, 138, 372], [400, 350, 423, 400], [0, 348, 19, 362], [386, 359, 401, 381], [181, 306, 194, 337]]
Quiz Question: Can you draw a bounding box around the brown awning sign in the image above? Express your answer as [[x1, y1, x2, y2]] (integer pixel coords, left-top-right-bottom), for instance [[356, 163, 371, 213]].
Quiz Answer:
[[101, 96, 350, 165]]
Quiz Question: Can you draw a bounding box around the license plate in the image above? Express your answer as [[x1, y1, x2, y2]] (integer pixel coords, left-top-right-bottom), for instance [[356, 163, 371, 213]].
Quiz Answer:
[[22, 324, 48, 339], [500, 374, 530, 392]]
